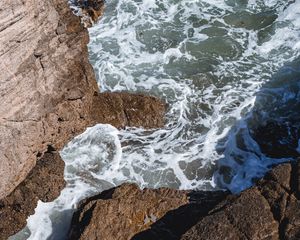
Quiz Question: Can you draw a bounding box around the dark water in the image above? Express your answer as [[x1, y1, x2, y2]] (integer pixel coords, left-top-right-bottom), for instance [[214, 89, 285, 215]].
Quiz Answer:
[[11, 0, 300, 239]]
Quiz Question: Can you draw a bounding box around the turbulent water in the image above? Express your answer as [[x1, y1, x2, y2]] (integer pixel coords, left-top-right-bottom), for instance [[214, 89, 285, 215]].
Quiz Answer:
[[12, 0, 300, 239]]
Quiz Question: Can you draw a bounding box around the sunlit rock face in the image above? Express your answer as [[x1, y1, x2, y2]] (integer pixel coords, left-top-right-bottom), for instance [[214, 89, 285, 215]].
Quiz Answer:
[[0, 0, 98, 200]]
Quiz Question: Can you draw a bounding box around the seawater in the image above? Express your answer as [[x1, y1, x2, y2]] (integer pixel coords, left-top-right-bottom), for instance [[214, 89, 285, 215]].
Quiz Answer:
[[11, 0, 300, 239]]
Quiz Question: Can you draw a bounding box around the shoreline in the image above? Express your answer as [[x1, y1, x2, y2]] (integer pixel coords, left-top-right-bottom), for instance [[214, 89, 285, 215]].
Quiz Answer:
[[1, 0, 300, 239]]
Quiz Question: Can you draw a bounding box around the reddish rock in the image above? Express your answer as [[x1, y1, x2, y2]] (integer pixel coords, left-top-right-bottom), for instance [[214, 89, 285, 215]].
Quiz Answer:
[[0, 0, 166, 238], [91, 92, 166, 129], [0, 150, 65, 239], [77, 0, 105, 27], [180, 160, 300, 240], [0, 0, 98, 200], [68, 160, 300, 240], [68, 184, 190, 240]]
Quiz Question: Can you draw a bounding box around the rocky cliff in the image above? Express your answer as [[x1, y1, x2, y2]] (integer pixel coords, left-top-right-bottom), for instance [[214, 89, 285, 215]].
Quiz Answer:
[[0, 0, 99, 200], [0, 0, 166, 238]]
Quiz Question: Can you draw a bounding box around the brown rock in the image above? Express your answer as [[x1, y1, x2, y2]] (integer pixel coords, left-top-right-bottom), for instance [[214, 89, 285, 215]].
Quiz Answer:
[[0, 0, 166, 238], [180, 160, 300, 240], [77, 0, 105, 27], [0, 150, 65, 239], [0, 89, 166, 239], [91, 92, 166, 129], [70, 160, 300, 240], [0, 0, 98, 200], [181, 188, 279, 240], [68, 184, 190, 240]]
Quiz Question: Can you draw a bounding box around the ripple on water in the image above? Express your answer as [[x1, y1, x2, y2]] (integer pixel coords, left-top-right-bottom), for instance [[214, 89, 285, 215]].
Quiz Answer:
[[11, 0, 300, 239]]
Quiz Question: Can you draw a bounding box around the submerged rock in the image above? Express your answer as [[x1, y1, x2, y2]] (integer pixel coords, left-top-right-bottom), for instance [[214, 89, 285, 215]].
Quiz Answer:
[[68, 160, 300, 240], [251, 121, 300, 159]]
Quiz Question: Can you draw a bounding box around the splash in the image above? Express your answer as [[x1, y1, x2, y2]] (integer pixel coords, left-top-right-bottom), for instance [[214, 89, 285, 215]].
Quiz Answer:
[[11, 0, 300, 239]]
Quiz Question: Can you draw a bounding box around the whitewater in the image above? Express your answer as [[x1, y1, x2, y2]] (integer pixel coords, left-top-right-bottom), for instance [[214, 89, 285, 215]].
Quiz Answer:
[[11, 0, 300, 239]]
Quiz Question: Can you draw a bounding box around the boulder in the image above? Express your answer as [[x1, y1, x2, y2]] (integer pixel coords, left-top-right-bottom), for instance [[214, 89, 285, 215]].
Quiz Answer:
[[68, 160, 300, 240]]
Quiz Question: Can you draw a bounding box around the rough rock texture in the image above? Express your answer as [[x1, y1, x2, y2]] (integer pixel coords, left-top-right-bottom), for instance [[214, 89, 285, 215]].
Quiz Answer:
[[0, 0, 166, 238], [91, 92, 166, 129], [75, 0, 105, 27], [0, 0, 166, 204], [0, 0, 99, 199], [0, 150, 65, 239], [68, 184, 191, 240], [68, 160, 300, 240], [180, 161, 300, 240], [0, 91, 165, 240]]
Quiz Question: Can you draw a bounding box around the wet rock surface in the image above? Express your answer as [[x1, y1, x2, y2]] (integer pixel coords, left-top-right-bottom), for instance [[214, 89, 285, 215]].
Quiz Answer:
[[251, 121, 300, 159], [75, 0, 105, 27], [68, 160, 300, 240], [0, 150, 65, 239], [0, 90, 166, 239]]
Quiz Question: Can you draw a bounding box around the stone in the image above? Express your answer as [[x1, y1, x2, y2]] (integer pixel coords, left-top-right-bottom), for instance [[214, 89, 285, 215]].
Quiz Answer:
[[0, 0, 98, 200], [68, 184, 190, 240], [68, 160, 300, 240], [181, 160, 300, 240], [0, 0, 166, 238], [0, 150, 65, 239], [91, 92, 166, 129], [79, 0, 105, 27], [250, 121, 300, 159]]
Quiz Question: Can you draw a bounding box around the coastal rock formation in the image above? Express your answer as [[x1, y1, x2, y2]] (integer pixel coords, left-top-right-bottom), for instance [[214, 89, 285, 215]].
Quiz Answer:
[[68, 160, 300, 240], [91, 92, 166, 129], [0, 91, 166, 240], [0, 150, 65, 239], [73, 0, 105, 27], [68, 184, 192, 240], [0, 0, 99, 200], [0, 0, 166, 238]]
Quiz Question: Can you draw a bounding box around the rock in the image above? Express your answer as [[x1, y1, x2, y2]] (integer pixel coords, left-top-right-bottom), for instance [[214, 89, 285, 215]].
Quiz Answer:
[[76, 0, 105, 27], [68, 184, 228, 240], [0, 150, 65, 239], [68, 160, 300, 240], [0, 0, 166, 238], [0, 0, 98, 200], [181, 160, 300, 240], [68, 184, 190, 240], [0, 90, 166, 240], [181, 188, 279, 240], [91, 92, 166, 129], [250, 121, 300, 159]]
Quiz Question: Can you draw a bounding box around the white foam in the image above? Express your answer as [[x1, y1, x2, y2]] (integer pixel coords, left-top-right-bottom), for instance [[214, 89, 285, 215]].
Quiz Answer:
[[11, 0, 300, 238]]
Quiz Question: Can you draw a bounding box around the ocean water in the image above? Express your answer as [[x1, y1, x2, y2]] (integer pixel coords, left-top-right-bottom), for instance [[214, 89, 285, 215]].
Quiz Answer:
[[11, 0, 300, 239]]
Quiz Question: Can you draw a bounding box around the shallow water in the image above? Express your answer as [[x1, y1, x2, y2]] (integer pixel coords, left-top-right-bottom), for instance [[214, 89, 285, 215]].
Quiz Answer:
[[11, 0, 300, 239]]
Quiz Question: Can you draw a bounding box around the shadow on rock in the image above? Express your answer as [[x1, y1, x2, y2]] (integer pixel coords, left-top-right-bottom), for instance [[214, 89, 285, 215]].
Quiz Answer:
[[214, 57, 300, 192], [132, 191, 228, 240]]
